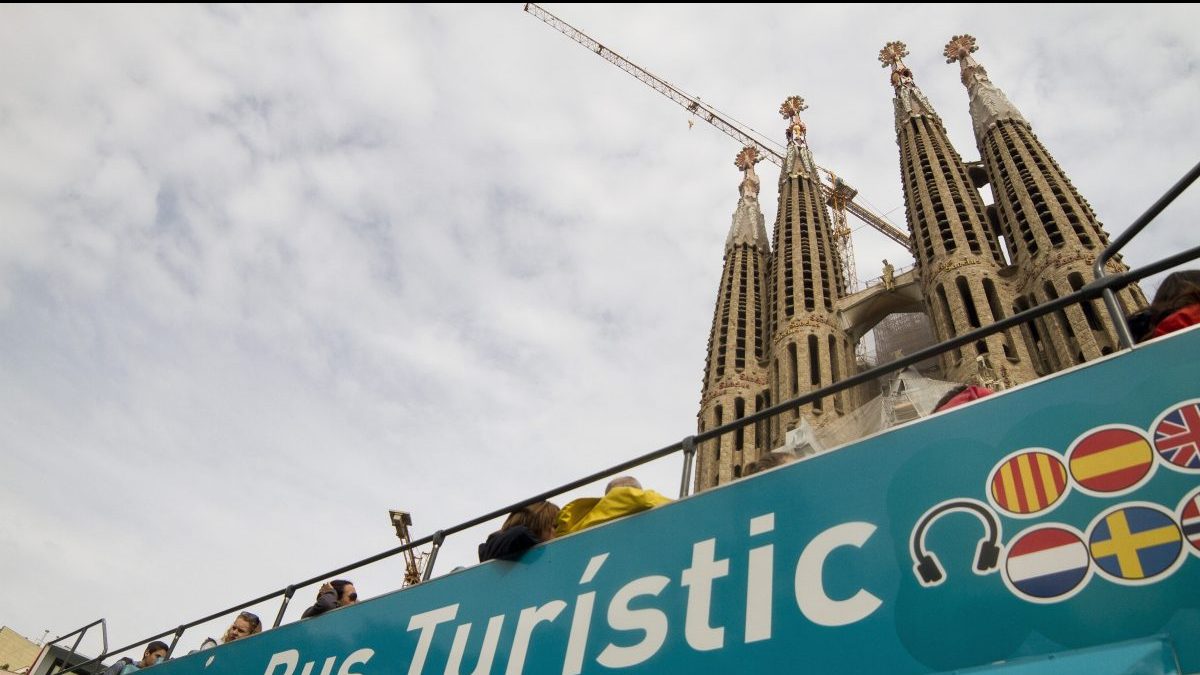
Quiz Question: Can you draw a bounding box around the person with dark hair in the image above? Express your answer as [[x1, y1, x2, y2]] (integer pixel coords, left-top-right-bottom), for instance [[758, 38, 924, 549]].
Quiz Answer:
[[1131, 270, 1200, 342], [478, 501, 560, 562], [101, 641, 170, 675], [118, 641, 170, 674], [933, 384, 994, 413], [300, 580, 358, 619]]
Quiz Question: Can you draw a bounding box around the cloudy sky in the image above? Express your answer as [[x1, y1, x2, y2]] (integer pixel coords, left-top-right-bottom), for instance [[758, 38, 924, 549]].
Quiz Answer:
[[1, 3, 1197, 657]]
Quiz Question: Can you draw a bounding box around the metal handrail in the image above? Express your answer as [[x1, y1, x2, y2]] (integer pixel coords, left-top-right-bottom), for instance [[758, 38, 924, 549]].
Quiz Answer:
[[56, 163, 1200, 675], [45, 619, 107, 652], [1093, 160, 1200, 349], [40, 619, 107, 675]]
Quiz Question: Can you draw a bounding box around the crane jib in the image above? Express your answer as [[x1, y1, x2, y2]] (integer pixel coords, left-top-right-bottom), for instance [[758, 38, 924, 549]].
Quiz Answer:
[[523, 2, 912, 254]]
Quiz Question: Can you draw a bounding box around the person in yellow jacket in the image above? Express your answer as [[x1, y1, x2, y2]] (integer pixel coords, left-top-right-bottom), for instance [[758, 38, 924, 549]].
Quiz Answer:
[[556, 476, 672, 536]]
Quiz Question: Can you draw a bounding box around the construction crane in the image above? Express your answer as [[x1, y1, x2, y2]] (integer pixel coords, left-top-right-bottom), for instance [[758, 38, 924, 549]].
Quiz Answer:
[[388, 509, 428, 587], [825, 171, 860, 293], [523, 3, 911, 292]]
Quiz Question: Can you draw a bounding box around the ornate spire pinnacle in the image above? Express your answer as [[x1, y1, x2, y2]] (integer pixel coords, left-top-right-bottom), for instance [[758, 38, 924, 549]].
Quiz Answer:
[[943, 34, 1027, 138], [881, 40, 936, 125], [734, 146, 761, 200], [943, 34, 978, 63], [943, 34, 987, 87], [879, 41, 914, 89], [726, 148, 769, 252], [779, 95, 808, 147]]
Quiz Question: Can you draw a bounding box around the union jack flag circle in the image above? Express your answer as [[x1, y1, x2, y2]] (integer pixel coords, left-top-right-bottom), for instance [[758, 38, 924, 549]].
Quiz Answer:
[[1153, 400, 1200, 472]]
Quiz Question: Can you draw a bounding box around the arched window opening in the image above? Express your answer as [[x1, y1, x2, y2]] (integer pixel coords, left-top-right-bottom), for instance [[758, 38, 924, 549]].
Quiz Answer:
[[734, 397, 746, 452], [982, 277, 1020, 363], [956, 277, 982, 329], [808, 335, 822, 413]]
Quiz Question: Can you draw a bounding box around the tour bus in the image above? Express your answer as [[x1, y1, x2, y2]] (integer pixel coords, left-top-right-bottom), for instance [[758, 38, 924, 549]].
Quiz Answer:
[[33, 164, 1200, 674]]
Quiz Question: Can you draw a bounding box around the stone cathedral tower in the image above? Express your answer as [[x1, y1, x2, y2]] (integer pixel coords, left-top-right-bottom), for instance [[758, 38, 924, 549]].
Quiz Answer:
[[766, 97, 856, 444], [696, 99, 857, 492], [944, 35, 1145, 373], [879, 41, 1037, 386], [694, 40, 1148, 493], [697, 147, 772, 488]]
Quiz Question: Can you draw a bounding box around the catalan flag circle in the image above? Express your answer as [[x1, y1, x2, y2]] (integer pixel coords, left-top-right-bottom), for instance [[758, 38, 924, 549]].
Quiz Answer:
[[1087, 503, 1184, 584], [1067, 425, 1156, 495], [987, 450, 1069, 517], [1152, 400, 1200, 472], [1003, 525, 1090, 603], [1178, 488, 1200, 555]]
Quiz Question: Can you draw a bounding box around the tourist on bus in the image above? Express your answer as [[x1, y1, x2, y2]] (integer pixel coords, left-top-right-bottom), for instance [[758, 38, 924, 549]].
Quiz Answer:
[[1132, 270, 1200, 342], [933, 384, 994, 413], [195, 611, 262, 651], [555, 476, 671, 536], [478, 501, 560, 562], [119, 641, 169, 674], [300, 580, 358, 619], [100, 641, 169, 675]]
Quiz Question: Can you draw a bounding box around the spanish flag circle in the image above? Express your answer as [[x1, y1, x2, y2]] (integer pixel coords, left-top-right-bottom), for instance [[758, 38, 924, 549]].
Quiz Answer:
[[989, 450, 1069, 516], [1068, 425, 1155, 495]]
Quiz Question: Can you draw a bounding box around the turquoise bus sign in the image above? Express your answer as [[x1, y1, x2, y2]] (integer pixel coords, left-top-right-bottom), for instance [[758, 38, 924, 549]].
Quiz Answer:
[[142, 328, 1200, 674]]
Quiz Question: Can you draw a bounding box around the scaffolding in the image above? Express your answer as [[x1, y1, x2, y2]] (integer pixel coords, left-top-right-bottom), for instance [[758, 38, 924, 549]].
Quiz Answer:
[[872, 312, 941, 378]]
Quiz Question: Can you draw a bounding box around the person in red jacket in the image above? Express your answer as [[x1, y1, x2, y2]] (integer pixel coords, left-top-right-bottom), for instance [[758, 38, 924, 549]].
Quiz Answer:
[[1132, 270, 1200, 342], [933, 384, 994, 413]]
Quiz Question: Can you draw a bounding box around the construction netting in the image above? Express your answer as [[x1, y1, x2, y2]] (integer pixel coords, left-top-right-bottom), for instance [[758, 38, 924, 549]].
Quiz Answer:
[[784, 368, 964, 456]]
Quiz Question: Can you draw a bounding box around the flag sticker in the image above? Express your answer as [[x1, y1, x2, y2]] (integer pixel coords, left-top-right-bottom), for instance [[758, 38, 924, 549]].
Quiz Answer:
[[1003, 525, 1090, 603], [1152, 400, 1200, 472], [988, 449, 1069, 517], [1067, 425, 1155, 495], [1178, 488, 1200, 556], [1087, 503, 1183, 584]]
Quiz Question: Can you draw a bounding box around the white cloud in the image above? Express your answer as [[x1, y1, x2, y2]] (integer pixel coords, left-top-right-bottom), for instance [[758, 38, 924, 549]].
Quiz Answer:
[[0, 2, 1196, 656]]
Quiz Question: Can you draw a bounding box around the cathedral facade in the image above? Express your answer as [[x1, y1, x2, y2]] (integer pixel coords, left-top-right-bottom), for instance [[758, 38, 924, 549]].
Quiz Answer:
[[695, 36, 1145, 491]]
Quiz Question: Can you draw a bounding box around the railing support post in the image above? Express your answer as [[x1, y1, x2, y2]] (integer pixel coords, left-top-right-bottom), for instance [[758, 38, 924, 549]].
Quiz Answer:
[[679, 436, 697, 498], [1101, 286, 1135, 350], [422, 531, 446, 582], [1093, 159, 1200, 350], [166, 627, 185, 658], [59, 630, 86, 675], [273, 585, 296, 628]]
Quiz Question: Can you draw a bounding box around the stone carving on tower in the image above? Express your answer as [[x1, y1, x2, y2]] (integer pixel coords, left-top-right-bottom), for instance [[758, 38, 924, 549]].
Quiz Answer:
[[945, 35, 1146, 371], [880, 40, 1036, 384]]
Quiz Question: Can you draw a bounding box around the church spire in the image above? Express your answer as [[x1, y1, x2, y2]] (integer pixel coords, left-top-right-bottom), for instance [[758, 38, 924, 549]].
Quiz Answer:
[[779, 95, 818, 179], [727, 146, 770, 252], [696, 148, 772, 490], [943, 34, 1145, 368], [880, 39, 1036, 385], [764, 95, 854, 445], [943, 34, 1027, 140], [879, 40, 939, 124]]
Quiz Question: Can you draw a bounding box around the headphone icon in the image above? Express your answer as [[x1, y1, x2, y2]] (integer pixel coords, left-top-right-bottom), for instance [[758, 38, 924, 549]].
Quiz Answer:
[[910, 498, 1003, 587]]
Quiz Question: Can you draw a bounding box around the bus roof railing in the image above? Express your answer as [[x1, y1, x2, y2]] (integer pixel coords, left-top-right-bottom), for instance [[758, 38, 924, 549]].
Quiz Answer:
[[1094, 159, 1200, 349], [55, 159, 1200, 675]]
